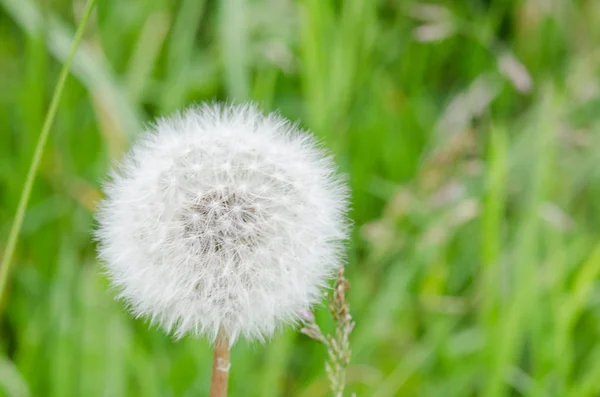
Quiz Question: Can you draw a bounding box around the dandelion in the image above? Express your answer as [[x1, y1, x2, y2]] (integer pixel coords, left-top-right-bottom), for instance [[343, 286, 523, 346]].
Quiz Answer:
[[95, 103, 349, 396]]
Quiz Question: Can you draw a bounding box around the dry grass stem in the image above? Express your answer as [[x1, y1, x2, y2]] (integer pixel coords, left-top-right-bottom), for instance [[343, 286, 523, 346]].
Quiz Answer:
[[301, 268, 355, 397]]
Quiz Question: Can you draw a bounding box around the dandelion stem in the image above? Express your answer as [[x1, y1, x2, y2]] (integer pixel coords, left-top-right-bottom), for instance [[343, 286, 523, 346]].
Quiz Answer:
[[0, 0, 96, 302], [210, 333, 230, 397]]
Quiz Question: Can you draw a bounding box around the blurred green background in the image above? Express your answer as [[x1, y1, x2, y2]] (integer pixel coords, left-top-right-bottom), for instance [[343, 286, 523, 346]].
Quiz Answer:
[[1, 0, 600, 396]]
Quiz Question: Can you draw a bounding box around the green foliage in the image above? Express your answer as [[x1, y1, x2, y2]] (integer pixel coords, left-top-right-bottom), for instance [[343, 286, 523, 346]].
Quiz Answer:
[[1, 0, 600, 396]]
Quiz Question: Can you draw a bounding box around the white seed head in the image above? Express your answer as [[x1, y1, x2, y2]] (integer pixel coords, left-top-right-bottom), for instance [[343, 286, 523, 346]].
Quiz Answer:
[[95, 103, 350, 344]]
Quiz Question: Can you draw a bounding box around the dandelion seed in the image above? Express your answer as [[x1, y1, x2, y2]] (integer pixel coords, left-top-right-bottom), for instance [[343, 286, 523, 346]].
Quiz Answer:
[[95, 103, 350, 395]]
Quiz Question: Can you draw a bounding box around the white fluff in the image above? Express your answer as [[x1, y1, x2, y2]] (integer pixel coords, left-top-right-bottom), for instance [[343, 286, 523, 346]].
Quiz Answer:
[[95, 103, 349, 344]]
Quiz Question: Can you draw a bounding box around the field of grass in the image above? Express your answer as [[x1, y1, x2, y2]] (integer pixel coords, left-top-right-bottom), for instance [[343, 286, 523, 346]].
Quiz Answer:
[[1, 0, 600, 396]]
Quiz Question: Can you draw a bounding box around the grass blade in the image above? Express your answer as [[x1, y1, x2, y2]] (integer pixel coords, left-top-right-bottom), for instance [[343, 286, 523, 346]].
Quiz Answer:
[[0, 0, 97, 302]]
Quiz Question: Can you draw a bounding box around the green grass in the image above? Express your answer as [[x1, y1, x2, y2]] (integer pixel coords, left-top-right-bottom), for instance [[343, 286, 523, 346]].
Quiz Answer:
[[1, 0, 600, 396]]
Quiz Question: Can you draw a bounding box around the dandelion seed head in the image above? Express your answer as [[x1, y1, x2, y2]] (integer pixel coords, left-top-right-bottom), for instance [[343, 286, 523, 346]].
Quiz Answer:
[[95, 103, 349, 344]]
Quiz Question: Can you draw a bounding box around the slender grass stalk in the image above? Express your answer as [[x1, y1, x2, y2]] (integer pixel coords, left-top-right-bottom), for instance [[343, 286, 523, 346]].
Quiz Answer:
[[0, 0, 97, 302], [210, 333, 230, 397], [301, 268, 355, 397]]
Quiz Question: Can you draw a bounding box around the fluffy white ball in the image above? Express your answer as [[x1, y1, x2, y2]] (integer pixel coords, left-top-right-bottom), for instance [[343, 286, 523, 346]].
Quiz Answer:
[[96, 103, 349, 343]]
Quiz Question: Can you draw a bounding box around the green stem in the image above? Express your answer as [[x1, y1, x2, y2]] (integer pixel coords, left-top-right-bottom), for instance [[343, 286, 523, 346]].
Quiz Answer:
[[0, 0, 97, 301]]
